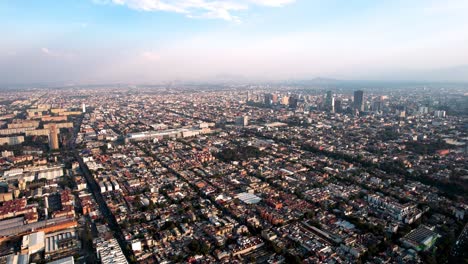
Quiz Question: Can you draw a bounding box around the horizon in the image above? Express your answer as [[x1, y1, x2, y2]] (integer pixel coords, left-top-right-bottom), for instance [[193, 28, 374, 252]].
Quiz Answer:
[[2, 78, 468, 91]]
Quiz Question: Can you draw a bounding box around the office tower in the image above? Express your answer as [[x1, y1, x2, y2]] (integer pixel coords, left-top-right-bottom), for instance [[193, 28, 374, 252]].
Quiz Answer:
[[289, 95, 298, 109], [418, 106, 429, 115], [372, 101, 382, 113], [434, 110, 446, 118], [335, 100, 342, 113], [330, 97, 335, 112], [264, 93, 273, 106], [272, 94, 278, 104], [396, 105, 406, 118], [325, 91, 335, 112], [281, 96, 289, 105], [48, 124, 59, 150], [326, 90, 332, 103], [236, 116, 248, 127], [82, 103, 86, 113], [354, 90, 364, 112], [398, 110, 406, 118]]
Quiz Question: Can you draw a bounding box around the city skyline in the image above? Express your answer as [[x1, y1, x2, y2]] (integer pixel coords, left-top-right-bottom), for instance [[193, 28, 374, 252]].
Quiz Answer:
[[0, 1, 467, 262], [0, 85, 466, 263], [2, 0, 468, 84]]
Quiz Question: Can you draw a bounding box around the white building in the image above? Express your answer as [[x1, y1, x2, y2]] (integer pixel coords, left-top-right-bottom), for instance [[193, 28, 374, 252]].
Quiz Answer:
[[434, 110, 446, 118], [47, 256, 74, 264], [22, 231, 45, 254], [95, 238, 128, 264], [99, 182, 106, 193], [112, 181, 120, 191]]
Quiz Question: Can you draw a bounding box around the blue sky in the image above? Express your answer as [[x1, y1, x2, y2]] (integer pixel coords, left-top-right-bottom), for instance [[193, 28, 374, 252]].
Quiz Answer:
[[1, 0, 468, 84]]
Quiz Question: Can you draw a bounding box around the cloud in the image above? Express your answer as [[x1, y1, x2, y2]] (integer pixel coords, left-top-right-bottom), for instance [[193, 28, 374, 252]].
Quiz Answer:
[[140, 51, 160, 61], [41, 48, 75, 59], [41, 48, 54, 56], [93, 0, 294, 21], [249, 0, 295, 7]]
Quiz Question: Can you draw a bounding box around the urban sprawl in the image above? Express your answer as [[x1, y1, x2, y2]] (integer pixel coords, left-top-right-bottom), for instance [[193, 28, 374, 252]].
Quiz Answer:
[[0, 84, 466, 264]]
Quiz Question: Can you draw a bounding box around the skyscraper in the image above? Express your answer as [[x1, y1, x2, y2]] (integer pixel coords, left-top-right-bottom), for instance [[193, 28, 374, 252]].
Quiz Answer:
[[264, 93, 273, 106], [372, 101, 382, 113], [272, 94, 278, 104], [236, 116, 249, 127], [335, 100, 342, 113], [325, 91, 335, 112], [48, 124, 59, 150], [289, 95, 298, 109], [82, 103, 86, 113], [354, 90, 364, 112]]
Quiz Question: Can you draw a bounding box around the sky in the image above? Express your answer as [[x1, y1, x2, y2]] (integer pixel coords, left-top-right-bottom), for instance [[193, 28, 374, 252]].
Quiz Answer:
[[1, 0, 468, 84]]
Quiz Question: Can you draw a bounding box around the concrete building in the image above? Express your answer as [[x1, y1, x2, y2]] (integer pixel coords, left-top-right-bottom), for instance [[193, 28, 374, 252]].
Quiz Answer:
[[418, 106, 429, 115], [236, 116, 248, 127], [44, 122, 73, 129], [354, 90, 364, 112], [48, 124, 59, 150], [325, 91, 335, 112], [434, 110, 446, 118], [7, 121, 39, 129], [95, 238, 128, 264], [21, 231, 45, 254], [45, 230, 80, 259], [125, 127, 210, 143], [25, 129, 52, 136], [6, 254, 29, 264], [47, 256, 74, 264], [401, 225, 439, 251], [0, 136, 24, 146]]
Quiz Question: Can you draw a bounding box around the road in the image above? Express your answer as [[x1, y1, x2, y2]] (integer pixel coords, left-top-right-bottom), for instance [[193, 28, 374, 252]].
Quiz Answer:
[[67, 115, 135, 263]]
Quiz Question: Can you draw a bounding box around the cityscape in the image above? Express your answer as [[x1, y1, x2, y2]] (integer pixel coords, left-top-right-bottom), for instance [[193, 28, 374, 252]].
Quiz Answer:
[[0, 84, 466, 263], [1, 0, 468, 264]]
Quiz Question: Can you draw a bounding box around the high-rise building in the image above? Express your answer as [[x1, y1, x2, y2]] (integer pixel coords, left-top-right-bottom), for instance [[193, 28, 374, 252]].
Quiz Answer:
[[281, 96, 289, 105], [354, 90, 364, 112], [434, 110, 446, 118], [82, 103, 86, 113], [325, 91, 335, 112], [418, 106, 429, 115], [334, 100, 342, 113], [289, 95, 298, 109], [264, 93, 273, 106], [48, 124, 59, 150], [272, 94, 278, 104], [236, 116, 248, 127], [372, 101, 382, 113]]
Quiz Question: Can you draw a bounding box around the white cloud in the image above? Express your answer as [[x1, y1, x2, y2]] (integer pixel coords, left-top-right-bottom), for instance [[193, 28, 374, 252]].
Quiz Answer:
[[41, 48, 75, 59], [41, 48, 53, 55], [249, 0, 295, 7], [94, 0, 294, 21], [140, 51, 160, 61]]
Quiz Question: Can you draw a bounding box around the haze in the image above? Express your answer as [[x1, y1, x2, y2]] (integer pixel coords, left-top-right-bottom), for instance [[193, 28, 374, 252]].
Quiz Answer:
[[1, 0, 468, 84]]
